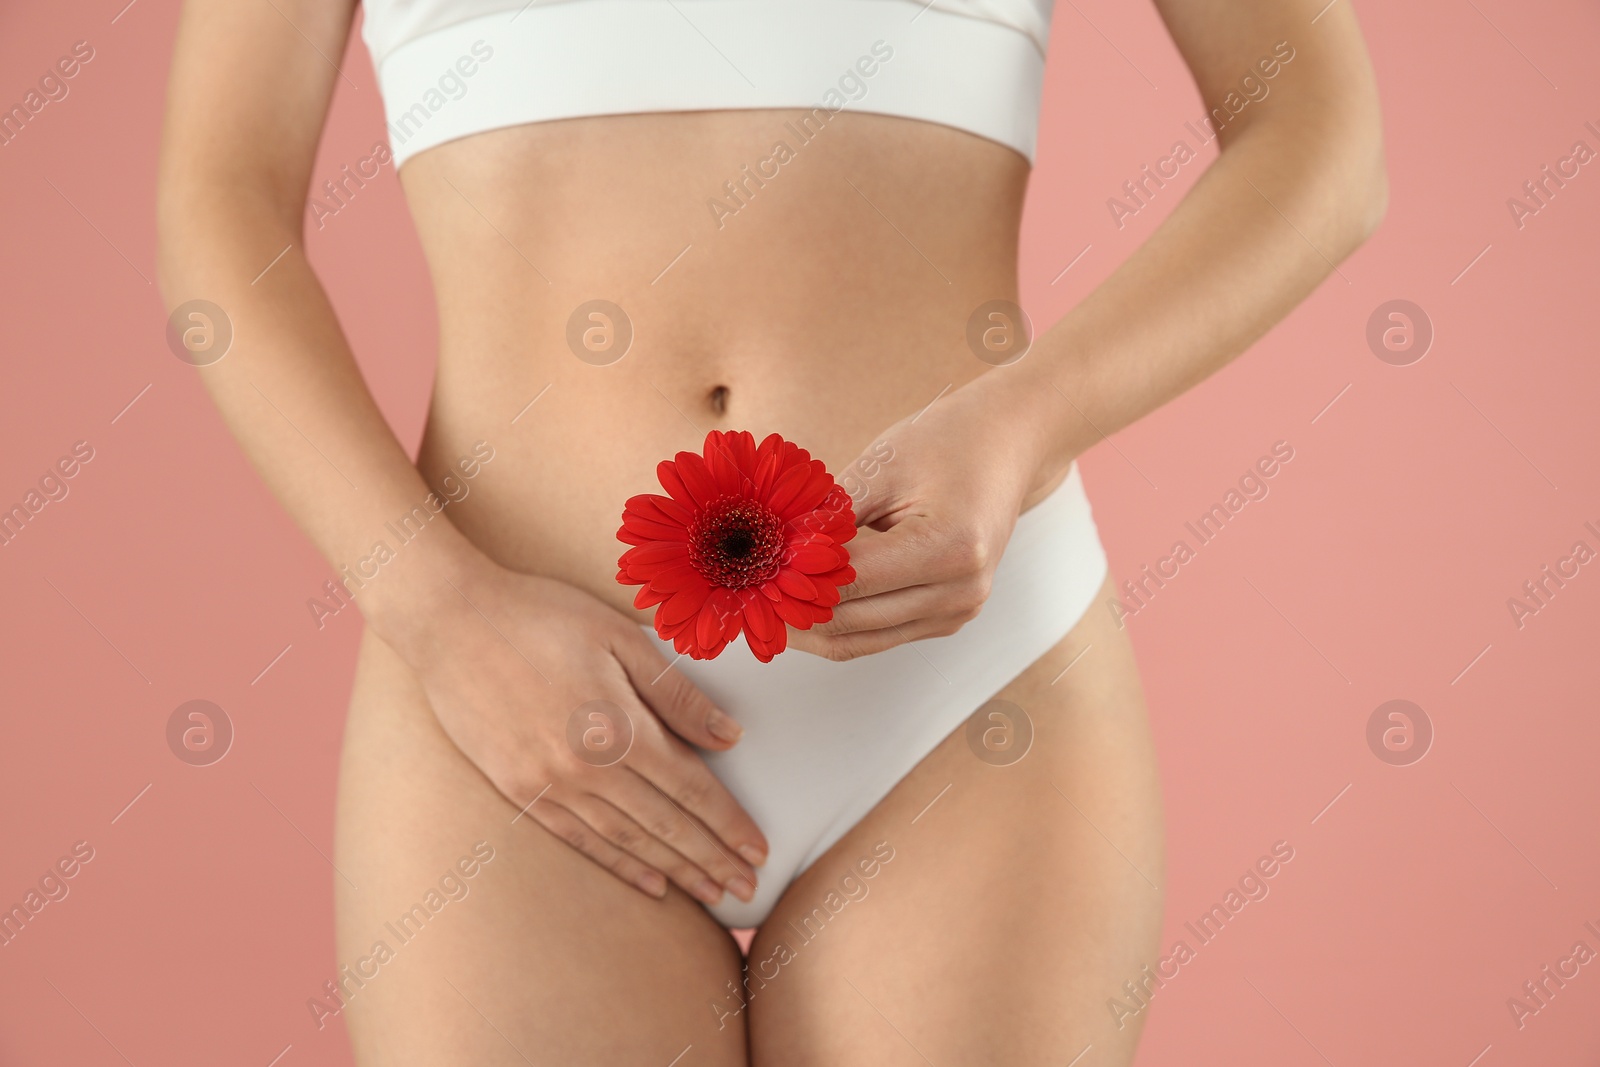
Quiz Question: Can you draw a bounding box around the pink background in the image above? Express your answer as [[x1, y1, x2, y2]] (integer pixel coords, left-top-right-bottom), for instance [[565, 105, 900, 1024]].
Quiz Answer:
[[2, 0, 1597, 1063]]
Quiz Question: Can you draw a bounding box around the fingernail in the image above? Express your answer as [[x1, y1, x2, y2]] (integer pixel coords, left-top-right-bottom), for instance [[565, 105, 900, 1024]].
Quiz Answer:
[[638, 871, 666, 897], [695, 878, 725, 905], [738, 844, 767, 867], [727, 875, 756, 903], [707, 709, 743, 744]]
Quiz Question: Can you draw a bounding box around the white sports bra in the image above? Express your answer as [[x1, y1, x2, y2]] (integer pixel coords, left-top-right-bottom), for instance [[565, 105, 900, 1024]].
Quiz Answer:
[[360, 0, 1056, 168]]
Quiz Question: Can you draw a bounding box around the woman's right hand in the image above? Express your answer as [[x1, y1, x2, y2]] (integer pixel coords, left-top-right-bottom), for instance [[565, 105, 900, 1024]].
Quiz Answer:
[[392, 553, 767, 905]]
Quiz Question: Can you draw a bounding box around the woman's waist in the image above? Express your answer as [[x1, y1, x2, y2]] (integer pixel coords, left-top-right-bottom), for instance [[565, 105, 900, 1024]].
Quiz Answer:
[[415, 357, 970, 615], [416, 383, 1091, 619], [400, 110, 1030, 329]]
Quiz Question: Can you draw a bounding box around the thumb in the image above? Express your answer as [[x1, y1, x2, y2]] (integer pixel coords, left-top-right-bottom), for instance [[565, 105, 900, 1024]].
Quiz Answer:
[[849, 449, 918, 531], [613, 627, 745, 750]]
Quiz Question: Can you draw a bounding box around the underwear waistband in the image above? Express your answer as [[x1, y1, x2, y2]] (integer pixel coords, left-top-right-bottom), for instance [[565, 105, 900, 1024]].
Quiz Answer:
[[373, 0, 1046, 168]]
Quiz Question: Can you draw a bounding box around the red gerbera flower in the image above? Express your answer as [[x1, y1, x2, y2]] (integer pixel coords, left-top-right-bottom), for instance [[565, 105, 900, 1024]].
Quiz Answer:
[[616, 430, 857, 662]]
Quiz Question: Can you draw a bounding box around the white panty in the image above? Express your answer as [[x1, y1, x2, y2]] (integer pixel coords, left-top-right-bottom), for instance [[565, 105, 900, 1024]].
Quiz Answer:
[[642, 463, 1108, 927]]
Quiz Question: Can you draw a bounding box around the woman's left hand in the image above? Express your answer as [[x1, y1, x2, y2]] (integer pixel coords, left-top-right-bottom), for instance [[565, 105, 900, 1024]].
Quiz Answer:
[[787, 373, 1066, 661]]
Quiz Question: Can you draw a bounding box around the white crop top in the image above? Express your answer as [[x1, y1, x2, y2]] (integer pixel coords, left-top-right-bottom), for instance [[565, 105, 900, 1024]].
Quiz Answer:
[[360, 0, 1056, 168]]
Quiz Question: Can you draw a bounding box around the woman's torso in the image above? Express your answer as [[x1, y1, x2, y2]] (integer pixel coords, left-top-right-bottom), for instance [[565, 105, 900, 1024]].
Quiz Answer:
[[400, 109, 1029, 618]]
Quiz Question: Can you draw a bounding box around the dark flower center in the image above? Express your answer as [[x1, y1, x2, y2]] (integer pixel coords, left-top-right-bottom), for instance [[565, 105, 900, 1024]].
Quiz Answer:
[[690, 497, 784, 589], [720, 531, 756, 558]]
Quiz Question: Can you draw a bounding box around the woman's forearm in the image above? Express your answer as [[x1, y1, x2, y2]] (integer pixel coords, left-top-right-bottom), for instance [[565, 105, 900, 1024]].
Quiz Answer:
[[156, 189, 480, 657], [1011, 60, 1387, 480]]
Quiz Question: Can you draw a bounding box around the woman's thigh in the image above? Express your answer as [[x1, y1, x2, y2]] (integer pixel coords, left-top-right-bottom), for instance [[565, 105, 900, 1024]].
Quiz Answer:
[[332, 627, 750, 1066], [745, 573, 1165, 1066]]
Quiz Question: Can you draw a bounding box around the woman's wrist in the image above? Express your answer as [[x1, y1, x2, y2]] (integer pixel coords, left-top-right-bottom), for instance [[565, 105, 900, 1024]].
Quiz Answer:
[[350, 523, 499, 666], [963, 360, 1082, 500]]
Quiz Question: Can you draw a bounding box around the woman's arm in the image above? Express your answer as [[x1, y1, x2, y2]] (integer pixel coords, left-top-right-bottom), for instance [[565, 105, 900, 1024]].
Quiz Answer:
[[1018, 0, 1387, 474], [158, 0, 767, 900], [157, 0, 470, 655], [801, 0, 1386, 658]]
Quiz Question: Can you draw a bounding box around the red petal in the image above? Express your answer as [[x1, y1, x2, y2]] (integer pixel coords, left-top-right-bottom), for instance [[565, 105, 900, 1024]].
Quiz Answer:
[[765, 462, 815, 515], [778, 438, 812, 467], [634, 585, 672, 609], [788, 517, 846, 545], [618, 518, 689, 544], [752, 449, 780, 497], [771, 594, 814, 628], [710, 430, 758, 496], [651, 494, 695, 526], [787, 543, 843, 574], [703, 432, 738, 495], [697, 589, 739, 650], [790, 500, 855, 541], [733, 431, 759, 479], [656, 461, 697, 510], [647, 564, 708, 593], [775, 568, 818, 600], [739, 588, 780, 642], [676, 451, 722, 507], [746, 626, 786, 663], [779, 466, 834, 521], [756, 433, 785, 460], [659, 587, 711, 627], [820, 564, 856, 587], [624, 494, 690, 529], [622, 542, 691, 569]]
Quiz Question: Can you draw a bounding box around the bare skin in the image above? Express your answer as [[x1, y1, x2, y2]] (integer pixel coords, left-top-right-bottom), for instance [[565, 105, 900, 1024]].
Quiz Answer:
[[157, 0, 1385, 1061], [334, 570, 1160, 1064], [748, 581, 1163, 1064]]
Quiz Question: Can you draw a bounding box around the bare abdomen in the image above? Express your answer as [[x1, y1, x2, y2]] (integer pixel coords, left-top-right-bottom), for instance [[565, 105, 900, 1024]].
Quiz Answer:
[[398, 109, 1030, 618]]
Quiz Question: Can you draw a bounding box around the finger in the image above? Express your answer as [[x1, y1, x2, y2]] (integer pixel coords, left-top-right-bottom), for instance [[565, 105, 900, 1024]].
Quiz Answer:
[[836, 518, 947, 602], [848, 449, 915, 529], [613, 627, 745, 750], [528, 800, 668, 899], [602, 766, 758, 900], [789, 609, 977, 660], [809, 582, 945, 636], [563, 793, 733, 906], [628, 729, 769, 869]]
